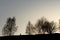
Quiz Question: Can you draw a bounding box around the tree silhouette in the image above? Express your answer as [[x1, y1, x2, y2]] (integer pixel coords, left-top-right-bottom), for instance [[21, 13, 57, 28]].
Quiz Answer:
[[35, 17, 48, 34], [42, 21, 52, 34], [50, 21, 56, 33], [35, 17, 56, 34], [2, 17, 17, 36], [35, 19, 42, 34], [26, 21, 36, 35]]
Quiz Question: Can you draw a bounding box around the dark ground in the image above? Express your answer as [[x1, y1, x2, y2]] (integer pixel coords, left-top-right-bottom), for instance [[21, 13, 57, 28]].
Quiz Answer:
[[0, 33, 60, 40]]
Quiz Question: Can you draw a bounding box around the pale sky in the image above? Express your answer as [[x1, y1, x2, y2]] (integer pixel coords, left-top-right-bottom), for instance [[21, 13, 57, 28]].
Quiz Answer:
[[0, 0, 60, 36]]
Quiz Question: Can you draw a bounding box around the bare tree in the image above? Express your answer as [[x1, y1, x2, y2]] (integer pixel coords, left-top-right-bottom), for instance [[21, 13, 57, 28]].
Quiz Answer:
[[35, 20, 42, 34], [2, 17, 17, 36], [26, 21, 36, 35], [35, 17, 56, 34], [35, 17, 47, 34], [50, 21, 56, 33]]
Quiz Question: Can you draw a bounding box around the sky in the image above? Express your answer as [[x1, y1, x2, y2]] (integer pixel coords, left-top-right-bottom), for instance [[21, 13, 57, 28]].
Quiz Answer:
[[0, 0, 60, 36]]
